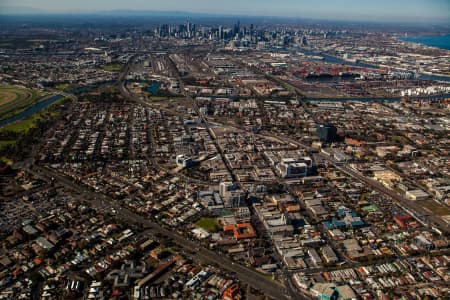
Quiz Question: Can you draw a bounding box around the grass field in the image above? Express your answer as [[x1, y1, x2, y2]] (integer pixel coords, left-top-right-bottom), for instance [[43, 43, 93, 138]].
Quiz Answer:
[[0, 140, 16, 160], [0, 97, 64, 134], [146, 95, 170, 101], [0, 85, 46, 121], [0, 91, 19, 106], [0, 86, 31, 106], [103, 63, 123, 72], [195, 218, 221, 232], [1, 113, 41, 133], [0, 140, 15, 148], [144, 94, 185, 102], [55, 83, 73, 91], [0, 97, 66, 163]]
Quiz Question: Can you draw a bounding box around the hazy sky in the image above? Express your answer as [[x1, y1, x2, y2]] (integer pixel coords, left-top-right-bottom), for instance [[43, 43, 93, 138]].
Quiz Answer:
[[0, 0, 449, 22]]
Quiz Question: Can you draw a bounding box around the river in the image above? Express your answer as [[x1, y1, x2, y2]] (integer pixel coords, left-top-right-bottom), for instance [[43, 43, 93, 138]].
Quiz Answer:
[[300, 49, 379, 69], [0, 71, 447, 128], [298, 48, 450, 82], [0, 83, 111, 128]]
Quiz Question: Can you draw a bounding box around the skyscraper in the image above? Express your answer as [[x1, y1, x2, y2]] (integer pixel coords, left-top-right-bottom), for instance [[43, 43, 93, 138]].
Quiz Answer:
[[234, 21, 240, 37], [316, 123, 338, 143], [219, 25, 223, 40]]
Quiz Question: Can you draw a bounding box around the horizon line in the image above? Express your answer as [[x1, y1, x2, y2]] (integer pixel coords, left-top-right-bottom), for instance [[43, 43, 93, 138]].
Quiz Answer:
[[0, 7, 449, 25]]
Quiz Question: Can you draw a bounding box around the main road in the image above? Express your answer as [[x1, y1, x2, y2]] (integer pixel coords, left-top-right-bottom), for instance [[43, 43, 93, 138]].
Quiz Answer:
[[333, 163, 450, 234], [163, 54, 308, 299], [271, 132, 450, 235], [92, 54, 299, 299]]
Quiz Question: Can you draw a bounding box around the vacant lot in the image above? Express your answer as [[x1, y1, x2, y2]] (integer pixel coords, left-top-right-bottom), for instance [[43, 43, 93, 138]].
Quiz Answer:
[[418, 200, 450, 216]]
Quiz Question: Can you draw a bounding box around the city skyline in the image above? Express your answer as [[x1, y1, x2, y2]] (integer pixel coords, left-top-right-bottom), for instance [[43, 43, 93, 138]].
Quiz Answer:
[[1, 0, 450, 299], [0, 0, 449, 23]]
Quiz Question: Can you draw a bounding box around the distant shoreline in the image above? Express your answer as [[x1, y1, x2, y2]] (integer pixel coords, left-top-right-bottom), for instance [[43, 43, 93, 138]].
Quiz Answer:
[[398, 34, 450, 51]]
